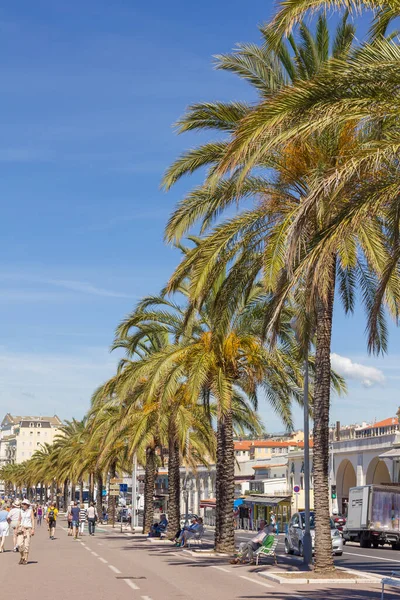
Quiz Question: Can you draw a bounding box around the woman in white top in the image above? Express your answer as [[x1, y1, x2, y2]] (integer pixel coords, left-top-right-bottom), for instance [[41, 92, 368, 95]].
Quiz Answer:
[[17, 499, 35, 565], [7, 499, 22, 552], [0, 505, 10, 552]]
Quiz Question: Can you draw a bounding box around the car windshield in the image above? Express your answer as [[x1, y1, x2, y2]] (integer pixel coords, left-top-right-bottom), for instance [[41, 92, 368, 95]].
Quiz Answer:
[[300, 513, 335, 529]]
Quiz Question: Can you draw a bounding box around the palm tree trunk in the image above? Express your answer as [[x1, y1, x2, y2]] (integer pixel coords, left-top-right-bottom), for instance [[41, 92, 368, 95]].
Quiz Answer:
[[89, 472, 95, 503], [313, 255, 336, 573], [96, 472, 103, 507], [79, 480, 84, 505], [63, 479, 68, 510], [167, 422, 181, 539], [215, 406, 235, 554], [143, 447, 157, 535], [108, 461, 117, 526], [71, 482, 76, 504]]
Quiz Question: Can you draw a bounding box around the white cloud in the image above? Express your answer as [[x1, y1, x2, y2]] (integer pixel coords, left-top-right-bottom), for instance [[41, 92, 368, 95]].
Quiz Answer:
[[48, 279, 130, 298], [330, 353, 385, 388]]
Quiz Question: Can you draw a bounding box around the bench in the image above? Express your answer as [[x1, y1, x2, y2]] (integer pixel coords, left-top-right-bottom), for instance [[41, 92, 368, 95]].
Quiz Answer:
[[381, 571, 400, 599], [254, 535, 279, 566]]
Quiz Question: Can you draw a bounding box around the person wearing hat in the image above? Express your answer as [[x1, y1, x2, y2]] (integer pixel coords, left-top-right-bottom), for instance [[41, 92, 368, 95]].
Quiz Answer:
[[16, 499, 35, 565], [7, 499, 22, 552]]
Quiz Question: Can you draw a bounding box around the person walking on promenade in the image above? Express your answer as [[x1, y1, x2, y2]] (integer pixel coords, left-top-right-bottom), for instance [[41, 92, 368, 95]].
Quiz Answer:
[[37, 505, 43, 527], [0, 504, 10, 552], [46, 502, 58, 540], [67, 501, 73, 536], [16, 499, 35, 565], [8, 499, 22, 552], [79, 504, 87, 536], [70, 501, 80, 540], [87, 502, 98, 536]]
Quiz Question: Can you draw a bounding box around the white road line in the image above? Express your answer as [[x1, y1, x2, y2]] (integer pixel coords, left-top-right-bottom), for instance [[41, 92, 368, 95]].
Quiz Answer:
[[91, 551, 99, 557], [97, 543, 103, 546], [239, 575, 273, 588], [80, 543, 86, 547], [84, 546, 91, 551], [141, 596, 153, 600], [98, 557, 108, 564], [212, 566, 231, 573], [123, 579, 139, 590], [108, 565, 121, 574], [344, 551, 400, 563]]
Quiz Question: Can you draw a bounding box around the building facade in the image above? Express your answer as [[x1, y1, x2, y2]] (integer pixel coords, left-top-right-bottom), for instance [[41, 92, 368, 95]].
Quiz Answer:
[[0, 414, 62, 466]]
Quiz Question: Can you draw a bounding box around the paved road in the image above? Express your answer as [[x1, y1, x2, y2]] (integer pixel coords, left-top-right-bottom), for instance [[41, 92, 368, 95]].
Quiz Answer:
[[0, 519, 396, 600]]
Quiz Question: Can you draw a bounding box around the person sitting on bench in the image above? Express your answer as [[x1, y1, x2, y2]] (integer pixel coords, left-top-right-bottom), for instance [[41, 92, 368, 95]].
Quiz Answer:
[[149, 514, 168, 537]]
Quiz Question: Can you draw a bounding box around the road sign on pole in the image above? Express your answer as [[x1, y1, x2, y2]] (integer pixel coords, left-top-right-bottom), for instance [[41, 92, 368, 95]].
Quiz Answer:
[[109, 490, 120, 496], [120, 484, 128, 493], [110, 478, 123, 484], [293, 485, 300, 493]]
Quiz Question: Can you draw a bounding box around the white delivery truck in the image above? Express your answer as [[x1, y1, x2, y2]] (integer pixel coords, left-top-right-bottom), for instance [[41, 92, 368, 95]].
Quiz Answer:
[[344, 485, 400, 549]]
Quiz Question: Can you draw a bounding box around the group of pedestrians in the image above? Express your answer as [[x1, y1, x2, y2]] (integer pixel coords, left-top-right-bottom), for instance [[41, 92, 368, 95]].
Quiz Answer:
[[67, 501, 98, 539]]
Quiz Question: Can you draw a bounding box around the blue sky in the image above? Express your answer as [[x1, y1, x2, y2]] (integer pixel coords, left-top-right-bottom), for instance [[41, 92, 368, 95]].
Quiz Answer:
[[0, 1, 398, 431]]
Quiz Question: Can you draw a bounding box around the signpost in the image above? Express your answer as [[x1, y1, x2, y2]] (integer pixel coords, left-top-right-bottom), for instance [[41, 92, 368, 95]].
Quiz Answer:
[[120, 484, 128, 493], [294, 485, 300, 513], [110, 478, 123, 484]]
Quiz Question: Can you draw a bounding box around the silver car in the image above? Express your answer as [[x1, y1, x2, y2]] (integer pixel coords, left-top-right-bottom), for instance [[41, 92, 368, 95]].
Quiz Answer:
[[285, 511, 344, 556]]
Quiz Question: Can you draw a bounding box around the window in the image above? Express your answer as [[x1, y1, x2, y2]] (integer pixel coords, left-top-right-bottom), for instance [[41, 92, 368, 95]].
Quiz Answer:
[[274, 474, 277, 478], [37, 431, 40, 435], [29, 423, 33, 428], [300, 475, 304, 490], [30, 431, 33, 435]]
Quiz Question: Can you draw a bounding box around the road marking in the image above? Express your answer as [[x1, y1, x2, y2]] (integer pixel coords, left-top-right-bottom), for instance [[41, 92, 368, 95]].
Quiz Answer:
[[212, 566, 230, 573], [141, 597, 153, 600], [344, 551, 400, 563], [98, 557, 108, 564], [239, 575, 273, 588], [84, 546, 91, 551], [173, 551, 197, 561], [91, 551, 99, 557], [108, 565, 121, 574], [97, 543, 103, 546], [123, 579, 139, 590], [80, 543, 86, 547]]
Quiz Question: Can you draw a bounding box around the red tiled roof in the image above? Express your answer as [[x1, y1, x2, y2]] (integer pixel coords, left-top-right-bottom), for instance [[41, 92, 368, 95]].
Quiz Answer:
[[234, 441, 252, 451], [296, 440, 314, 448], [252, 441, 298, 448], [373, 417, 399, 428]]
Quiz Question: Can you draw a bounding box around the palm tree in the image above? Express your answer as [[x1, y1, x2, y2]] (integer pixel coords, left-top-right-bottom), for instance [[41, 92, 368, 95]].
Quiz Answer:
[[162, 14, 356, 568]]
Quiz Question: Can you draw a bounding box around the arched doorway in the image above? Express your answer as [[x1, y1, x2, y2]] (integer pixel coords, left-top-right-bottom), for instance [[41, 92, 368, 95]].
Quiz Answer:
[[336, 459, 356, 515], [366, 458, 391, 485]]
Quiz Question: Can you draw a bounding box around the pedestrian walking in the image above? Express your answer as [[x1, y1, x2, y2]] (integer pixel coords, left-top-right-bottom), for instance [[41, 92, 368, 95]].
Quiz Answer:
[[37, 505, 43, 526], [87, 502, 98, 536], [46, 502, 58, 539], [79, 505, 87, 536], [67, 501, 73, 536], [16, 499, 35, 565], [70, 501, 80, 540], [8, 499, 22, 552], [0, 504, 10, 552]]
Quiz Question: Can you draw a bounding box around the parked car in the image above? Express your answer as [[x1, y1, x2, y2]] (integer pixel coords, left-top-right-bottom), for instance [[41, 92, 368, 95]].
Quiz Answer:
[[180, 513, 198, 527], [285, 511, 344, 556]]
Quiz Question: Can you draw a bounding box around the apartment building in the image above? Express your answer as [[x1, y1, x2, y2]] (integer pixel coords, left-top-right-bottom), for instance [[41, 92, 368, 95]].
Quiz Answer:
[[0, 414, 62, 466]]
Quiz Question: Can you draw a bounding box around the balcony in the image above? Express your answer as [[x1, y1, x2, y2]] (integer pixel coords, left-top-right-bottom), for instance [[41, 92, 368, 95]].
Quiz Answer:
[[332, 432, 400, 453]]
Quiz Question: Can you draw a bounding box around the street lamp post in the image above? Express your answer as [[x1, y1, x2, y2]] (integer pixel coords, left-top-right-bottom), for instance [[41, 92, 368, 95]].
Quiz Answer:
[[131, 453, 138, 531], [302, 356, 312, 566]]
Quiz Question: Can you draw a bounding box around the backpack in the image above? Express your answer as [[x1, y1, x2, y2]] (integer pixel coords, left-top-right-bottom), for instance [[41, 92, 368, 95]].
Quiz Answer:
[[48, 508, 55, 520]]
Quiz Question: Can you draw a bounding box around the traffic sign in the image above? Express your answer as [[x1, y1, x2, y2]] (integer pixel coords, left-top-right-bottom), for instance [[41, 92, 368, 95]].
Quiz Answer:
[[120, 484, 128, 493], [109, 490, 120, 496], [293, 485, 300, 493], [110, 484, 120, 491], [110, 478, 123, 484]]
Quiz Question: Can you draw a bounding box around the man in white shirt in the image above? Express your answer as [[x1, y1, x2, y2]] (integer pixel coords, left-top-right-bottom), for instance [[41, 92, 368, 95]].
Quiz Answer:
[[16, 499, 35, 565], [7, 499, 22, 552], [231, 520, 271, 564]]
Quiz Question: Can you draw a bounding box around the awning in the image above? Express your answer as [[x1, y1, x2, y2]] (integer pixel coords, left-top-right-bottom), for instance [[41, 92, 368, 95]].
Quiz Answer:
[[200, 498, 216, 509], [234, 498, 244, 508], [379, 448, 400, 459], [243, 495, 291, 507]]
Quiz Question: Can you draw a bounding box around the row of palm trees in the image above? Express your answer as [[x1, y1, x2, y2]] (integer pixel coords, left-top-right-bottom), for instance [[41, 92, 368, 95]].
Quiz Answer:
[[1, 0, 399, 573]]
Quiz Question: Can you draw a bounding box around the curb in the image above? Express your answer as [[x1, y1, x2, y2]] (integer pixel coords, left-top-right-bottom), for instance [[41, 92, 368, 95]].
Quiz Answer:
[[258, 567, 381, 586], [182, 549, 231, 558]]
